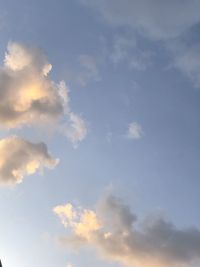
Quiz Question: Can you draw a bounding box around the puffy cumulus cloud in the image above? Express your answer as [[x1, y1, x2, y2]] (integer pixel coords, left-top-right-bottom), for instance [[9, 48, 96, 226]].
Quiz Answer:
[[128, 122, 143, 139], [0, 136, 58, 186], [80, 0, 200, 40], [54, 194, 200, 267], [0, 42, 87, 145], [0, 42, 64, 128]]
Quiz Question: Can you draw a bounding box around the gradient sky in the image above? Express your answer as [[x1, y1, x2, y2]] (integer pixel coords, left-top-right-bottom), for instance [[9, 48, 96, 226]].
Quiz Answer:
[[1, 1, 200, 267]]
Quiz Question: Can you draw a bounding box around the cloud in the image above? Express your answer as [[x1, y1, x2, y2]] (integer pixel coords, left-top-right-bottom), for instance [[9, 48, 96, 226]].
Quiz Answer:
[[80, 0, 200, 40], [0, 136, 58, 186], [0, 42, 65, 128], [54, 194, 200, 267], [127, 122, 143, 139], [0, 42, 87, 145], [111, 35, 152, 71], [168, 42, 200, 88], [81, 1, 200, 88], [63, 112, 87, 147], [76, 54, 100, 87]]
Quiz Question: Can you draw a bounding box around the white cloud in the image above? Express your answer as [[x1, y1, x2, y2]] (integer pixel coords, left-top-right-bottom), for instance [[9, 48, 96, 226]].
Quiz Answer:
[[54, 194, 200, 267], [66, 112, 87, 146], [60, 112, 87, 148], [80, 0, 200, 40], [128, 122, 143, 139], [0, 136, 58, 186]]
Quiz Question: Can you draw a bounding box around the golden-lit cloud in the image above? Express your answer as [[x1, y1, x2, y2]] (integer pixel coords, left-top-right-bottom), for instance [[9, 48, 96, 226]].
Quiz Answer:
[[54, 194, 200, 267], [0, 42, 87, 145], [0, 136, 58, 186], [0, 42, 64, 128], [54, 203, 101, 240]]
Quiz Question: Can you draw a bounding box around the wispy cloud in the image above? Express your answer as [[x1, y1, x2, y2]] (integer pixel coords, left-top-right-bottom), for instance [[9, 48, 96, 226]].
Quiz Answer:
[[80, 0, 200, 40], [54, 194, 200, 267], [81, 0, 200, 88], [0, 136, 58, 186], [76, 54, 100, 87], [111, 35, 152, 71], [168, 41, 200, 88]]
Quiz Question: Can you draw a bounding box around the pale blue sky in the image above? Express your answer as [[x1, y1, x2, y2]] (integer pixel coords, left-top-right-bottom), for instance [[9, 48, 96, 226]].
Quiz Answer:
[[1, 1, 200, 267]]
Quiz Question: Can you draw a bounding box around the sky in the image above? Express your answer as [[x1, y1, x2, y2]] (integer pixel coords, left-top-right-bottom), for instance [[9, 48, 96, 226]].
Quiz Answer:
[[1, 1, 200, 267]]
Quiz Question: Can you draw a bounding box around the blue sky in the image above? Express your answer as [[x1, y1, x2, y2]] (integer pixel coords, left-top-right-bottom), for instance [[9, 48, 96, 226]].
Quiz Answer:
[[1, 1, 200, 267]]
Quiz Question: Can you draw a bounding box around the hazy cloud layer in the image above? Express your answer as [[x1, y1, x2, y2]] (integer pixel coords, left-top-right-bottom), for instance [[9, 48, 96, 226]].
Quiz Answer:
[[0, 136, 58, 186], [80, 0, 200, 40], [0, 42, 87, 145], [81, 0, 200, 88], [54, 194, 200, 267]]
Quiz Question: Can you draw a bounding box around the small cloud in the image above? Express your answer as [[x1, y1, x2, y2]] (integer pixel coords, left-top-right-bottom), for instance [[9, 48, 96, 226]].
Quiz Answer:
[[111, 35, 152, 71], [128, 122, 143, 139], [60, 112, 87, 148], [77, 54, 100, 87], [0, 136, 58, 186]]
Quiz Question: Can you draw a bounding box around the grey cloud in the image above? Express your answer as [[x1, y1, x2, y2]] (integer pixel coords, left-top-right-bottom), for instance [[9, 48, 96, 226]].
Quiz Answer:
[[0, 136, 58, 186], [55, 194, 200, 267], [76, 54, 101, 87], [80, 1, 200, 88], [80, 0, 200, 40]]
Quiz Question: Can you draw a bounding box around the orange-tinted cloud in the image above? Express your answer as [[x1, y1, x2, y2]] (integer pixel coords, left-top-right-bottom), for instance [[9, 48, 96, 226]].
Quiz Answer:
[[0, 136, 58, 186], [0, 42, 87, 145], [54, 194, 200, 267]]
